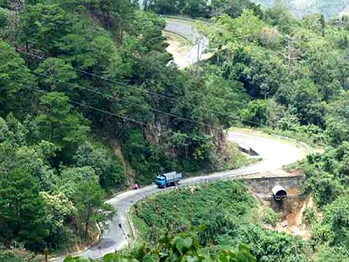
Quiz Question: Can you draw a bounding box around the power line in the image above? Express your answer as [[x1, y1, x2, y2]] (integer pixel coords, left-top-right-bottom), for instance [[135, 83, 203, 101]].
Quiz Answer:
[[29, 70, 215, 129], [32, 88, 149, 126], [11, 60, 219, 130], [17, 51, 227, 116], [12, 6, 259, 126], [17, 49, 261, 126], [19, 49, 187, 103], [30, 88, 220, 144]]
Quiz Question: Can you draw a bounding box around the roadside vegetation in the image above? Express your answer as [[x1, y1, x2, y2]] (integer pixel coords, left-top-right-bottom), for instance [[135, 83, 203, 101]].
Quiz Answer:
[[197, 8, 349, 259], [136, 0, 349, 260], [201, 7, 349, 146], [66, 231, 256, 262], [132, 181, 309, 262], [223, 142, 259, 170], [1, 0, 349, 261], [0, 0, 247, 255], [300, 145, 349, 261]]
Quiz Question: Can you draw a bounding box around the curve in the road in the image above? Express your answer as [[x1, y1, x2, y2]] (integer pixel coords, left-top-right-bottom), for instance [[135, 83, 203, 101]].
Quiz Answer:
[[165, 18, 209, 68], [50, 130, 307, 261], [50, 18, 208, 262]]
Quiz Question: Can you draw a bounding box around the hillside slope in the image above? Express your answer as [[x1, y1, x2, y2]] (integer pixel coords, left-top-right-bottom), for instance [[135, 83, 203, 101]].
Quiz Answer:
[[50, 129, 307, 261], [0, 0, 247, 255], [253, 0, 347, 18]]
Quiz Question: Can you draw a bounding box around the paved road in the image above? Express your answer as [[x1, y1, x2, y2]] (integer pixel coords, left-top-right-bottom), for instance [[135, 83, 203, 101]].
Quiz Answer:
[[51, 131, 307, 261], [165, 19, 209, 68]]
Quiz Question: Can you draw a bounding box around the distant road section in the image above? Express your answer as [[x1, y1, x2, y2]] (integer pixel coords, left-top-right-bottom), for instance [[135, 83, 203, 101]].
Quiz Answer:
[[164, 18, 209, 68], [50, 130, 307, 262]]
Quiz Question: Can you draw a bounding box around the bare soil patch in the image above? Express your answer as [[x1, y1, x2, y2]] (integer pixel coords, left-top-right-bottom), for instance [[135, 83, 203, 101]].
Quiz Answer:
[[163, 31, 191, 60], [274, 196, 310, 240]]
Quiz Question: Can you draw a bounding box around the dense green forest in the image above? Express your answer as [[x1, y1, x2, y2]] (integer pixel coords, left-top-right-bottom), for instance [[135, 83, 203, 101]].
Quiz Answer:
[[199, 6, 349, 259], [0, 0, 244, 255], [143, 0, 260, 18], [1, 0, 349, 260], [202, 6, 349, 145], [136, 1, 349, 261], [299, 145, 349, 260]]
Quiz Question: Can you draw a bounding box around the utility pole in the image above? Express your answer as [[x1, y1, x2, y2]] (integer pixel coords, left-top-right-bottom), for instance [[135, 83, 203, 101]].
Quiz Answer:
[[44, 248, 48, 262], [285, 35, 298, 77], [197, 38, 201, 62]]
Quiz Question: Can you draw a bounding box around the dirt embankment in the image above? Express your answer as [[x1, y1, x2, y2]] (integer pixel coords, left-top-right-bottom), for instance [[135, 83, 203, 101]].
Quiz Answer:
[[273, 196, 312, 240], [256, 194, 313, 240], [249, 175, 315, 240]]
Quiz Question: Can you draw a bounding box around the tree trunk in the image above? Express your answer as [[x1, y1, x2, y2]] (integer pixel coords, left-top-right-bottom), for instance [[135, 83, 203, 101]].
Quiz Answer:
[[85, 202, 91, 236]]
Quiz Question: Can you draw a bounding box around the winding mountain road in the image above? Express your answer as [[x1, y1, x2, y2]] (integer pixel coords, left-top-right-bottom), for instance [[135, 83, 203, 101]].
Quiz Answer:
[[51, 19, 308, 262], [165, 18, 209, 68], [51, 130, 307, 261]]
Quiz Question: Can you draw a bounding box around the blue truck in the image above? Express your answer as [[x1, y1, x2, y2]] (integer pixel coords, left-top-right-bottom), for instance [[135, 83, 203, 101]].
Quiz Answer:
[[155, 171, 182, 188]]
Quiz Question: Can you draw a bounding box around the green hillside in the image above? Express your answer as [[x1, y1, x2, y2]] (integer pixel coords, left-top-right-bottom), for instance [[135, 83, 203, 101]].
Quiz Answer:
[[253, 0, 348, 18], [132, 181, 308, 262], [2, 0, 349, 261]]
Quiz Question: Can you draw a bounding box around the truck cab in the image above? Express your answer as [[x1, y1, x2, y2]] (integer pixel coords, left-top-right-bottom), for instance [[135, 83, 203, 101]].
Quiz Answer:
[[155, 175, 166, 188]]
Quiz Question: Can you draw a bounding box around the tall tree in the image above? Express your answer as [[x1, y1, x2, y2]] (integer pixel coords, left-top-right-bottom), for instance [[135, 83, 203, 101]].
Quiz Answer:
[[0, 40, 36, 116], [0, 169, 47, 250], [36, 92, 89, 153]]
